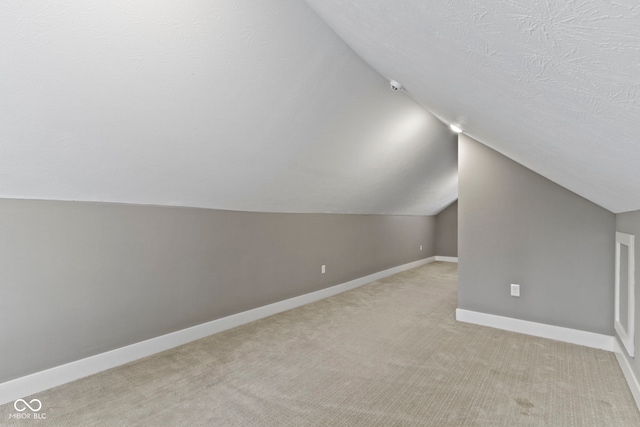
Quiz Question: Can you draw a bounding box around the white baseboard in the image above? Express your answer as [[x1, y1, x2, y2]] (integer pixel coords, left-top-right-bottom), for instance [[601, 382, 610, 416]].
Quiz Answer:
[[0, 256, 435, 406], [614, 340, 640, 411], [435, 256, 458, 263], [455, 309, 616, 352]]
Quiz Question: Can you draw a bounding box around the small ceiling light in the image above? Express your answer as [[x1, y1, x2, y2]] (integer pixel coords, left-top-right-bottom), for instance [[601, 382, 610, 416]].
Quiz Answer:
[[450, 124, 462, 133]]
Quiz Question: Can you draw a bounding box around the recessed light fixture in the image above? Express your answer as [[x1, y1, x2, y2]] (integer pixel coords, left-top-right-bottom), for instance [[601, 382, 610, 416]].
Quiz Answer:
[[450, 124, 462, 133]]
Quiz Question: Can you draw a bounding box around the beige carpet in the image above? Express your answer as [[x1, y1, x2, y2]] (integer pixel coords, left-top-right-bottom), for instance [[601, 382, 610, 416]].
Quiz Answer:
[[2, 262, 639, 426]]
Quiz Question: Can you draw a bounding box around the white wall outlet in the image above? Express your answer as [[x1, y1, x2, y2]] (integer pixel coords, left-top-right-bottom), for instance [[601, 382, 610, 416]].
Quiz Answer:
[[420, 245, 423, 251], [321, 265, 326, 274], [510, 284, 520, 297]]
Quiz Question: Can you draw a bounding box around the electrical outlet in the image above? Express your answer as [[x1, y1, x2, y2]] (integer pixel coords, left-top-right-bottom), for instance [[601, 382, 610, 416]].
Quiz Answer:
[[420, 245, 423, 251], [321, 265, 326, 274], [510, 284, 520, 297]]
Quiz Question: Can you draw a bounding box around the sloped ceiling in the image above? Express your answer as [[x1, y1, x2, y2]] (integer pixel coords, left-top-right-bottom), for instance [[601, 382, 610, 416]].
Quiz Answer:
[[305, 0, 640, 213], [0, 0, 457, 216]]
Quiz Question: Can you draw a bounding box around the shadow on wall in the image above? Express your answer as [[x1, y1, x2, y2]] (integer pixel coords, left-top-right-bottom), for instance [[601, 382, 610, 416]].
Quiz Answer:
[[435, 200, 458, 258]]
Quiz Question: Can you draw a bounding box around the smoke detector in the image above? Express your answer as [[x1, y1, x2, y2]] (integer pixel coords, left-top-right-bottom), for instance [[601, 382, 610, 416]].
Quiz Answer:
[[390, 80, 403, 91]]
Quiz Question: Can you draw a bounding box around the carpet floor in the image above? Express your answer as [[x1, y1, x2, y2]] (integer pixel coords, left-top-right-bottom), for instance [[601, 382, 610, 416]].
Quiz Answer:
[[1, 262, 639, 426]]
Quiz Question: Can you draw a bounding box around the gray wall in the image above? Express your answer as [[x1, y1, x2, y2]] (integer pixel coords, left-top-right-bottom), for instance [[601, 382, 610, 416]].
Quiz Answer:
[[435, 201, 458, 257], [458, 135, 615, 334], [0, 198, 436, 383], [615, 210, 640, 381]]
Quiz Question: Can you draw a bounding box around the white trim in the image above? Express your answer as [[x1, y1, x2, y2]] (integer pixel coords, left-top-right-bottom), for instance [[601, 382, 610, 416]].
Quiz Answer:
[[456, 309, 616, 352], [614, 345, 640, 411], [615, 232, 635, 357], [0, 257, 435, 406], [435, 256, 458, 263]]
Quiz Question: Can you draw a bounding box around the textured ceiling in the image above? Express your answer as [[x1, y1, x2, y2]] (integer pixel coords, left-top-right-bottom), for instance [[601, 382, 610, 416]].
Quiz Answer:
[[0, 0, 457, 215], [305, 0, 640, 213]]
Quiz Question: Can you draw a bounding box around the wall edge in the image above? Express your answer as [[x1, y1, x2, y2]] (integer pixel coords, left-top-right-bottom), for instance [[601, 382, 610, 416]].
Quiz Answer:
[[435, 256, 458, 263], [614, 341, 640, 412], [456, 308, 615, 351]]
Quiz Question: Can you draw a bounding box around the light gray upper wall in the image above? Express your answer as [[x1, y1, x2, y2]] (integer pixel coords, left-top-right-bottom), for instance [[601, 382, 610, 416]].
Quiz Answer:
[[458, 135, 615, 335], [0, 198, 435, 383], [615, 210, 640, 381], [435, 201, 458, 257], [0, 0, 457, 216]]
